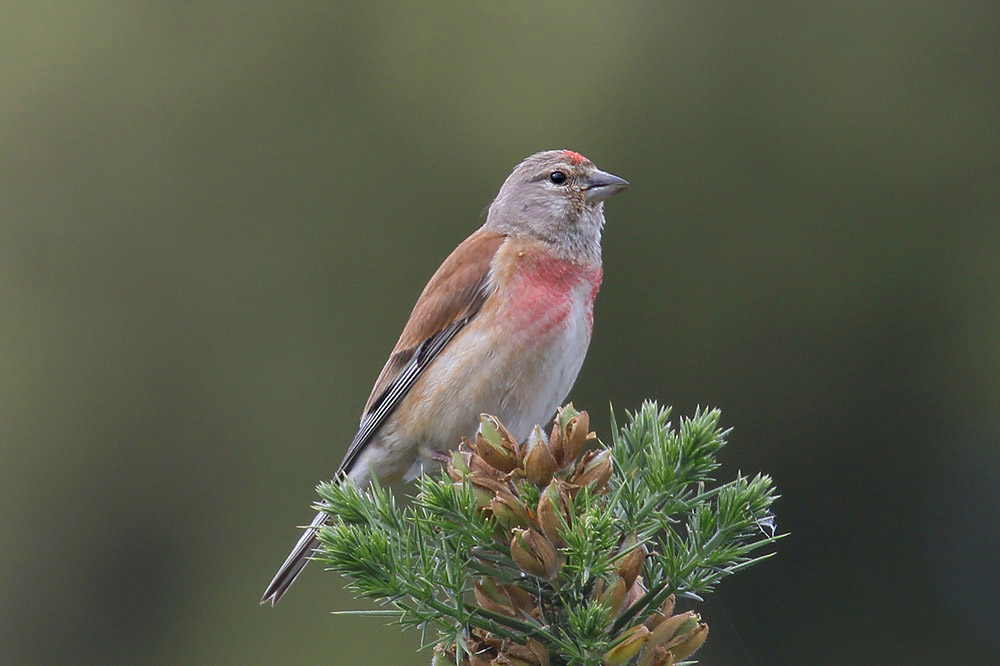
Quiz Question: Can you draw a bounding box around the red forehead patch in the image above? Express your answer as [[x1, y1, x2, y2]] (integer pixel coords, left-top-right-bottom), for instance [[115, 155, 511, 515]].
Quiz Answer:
[[562, 150, 588, 165]]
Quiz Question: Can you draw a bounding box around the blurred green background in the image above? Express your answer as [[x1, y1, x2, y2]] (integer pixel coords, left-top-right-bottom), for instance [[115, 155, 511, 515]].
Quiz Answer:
[[2, 2, 998, 664]]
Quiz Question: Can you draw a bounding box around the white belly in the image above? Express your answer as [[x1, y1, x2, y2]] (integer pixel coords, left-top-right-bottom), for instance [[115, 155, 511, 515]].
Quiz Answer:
[[348, 286, 594, 485]]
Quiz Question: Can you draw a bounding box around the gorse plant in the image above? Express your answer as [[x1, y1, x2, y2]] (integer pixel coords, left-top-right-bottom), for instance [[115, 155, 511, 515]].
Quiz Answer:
[[314, 401, 780, 666]]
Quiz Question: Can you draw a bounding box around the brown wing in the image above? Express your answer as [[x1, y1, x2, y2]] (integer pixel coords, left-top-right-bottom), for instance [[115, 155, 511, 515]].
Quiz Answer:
[[333, 229, 507, 479]]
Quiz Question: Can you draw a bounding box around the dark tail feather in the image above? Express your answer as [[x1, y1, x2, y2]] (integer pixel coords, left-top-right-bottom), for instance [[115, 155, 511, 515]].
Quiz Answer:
[[260, 509, 328, 606]]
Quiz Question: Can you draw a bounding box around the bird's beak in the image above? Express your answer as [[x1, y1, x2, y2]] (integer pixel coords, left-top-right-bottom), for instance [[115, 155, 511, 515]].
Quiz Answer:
[[584, 169, 629, 202]]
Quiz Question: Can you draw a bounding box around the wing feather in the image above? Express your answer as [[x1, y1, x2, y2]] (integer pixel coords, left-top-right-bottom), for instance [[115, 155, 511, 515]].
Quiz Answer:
[[333, 229, 507, 479]]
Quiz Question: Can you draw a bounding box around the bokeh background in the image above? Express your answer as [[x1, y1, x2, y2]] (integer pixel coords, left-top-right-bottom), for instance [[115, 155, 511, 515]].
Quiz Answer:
[[2, 2, 998, 664]]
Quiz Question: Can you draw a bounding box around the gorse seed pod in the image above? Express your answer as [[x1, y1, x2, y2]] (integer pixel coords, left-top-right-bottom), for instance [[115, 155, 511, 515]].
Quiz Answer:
[[455, 481, 494, 508], [667, 624, 708, 661], [602, 624, 650, 666], [591, 574, 627, 616], [491, 489, 532, 530], [646, 610, 698, 652], [637, 645, 674, 666], [557, 402, 581, 432], [645, 594, 676, 630], [571, 448, 613, 491], [498, 582, 537, 617], [536, 480, 571, 547], [510, 528, 560, 580], [548, 420, 564, 466], [522, 426, 557, 486], [622, 576, 646, 615], [467, 451, 506, 484], [474, 414, 519, 472], [550, 403, 578, 464], [562, 409, 591, 464], [447, 447, 471, 480], [474, 580, 516, 617], [616, 534, 646, 589]]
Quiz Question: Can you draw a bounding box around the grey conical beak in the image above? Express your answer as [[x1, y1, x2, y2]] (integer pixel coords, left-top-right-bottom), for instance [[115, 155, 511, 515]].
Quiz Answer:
[[584, 169, 629, 202]]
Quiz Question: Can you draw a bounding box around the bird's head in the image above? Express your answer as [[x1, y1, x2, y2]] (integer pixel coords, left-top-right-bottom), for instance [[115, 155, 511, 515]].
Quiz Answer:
[[485, 150, 628, 262]]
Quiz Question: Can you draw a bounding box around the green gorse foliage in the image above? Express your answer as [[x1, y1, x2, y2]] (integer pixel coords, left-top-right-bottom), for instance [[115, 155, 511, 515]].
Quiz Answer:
[[313, 401, 780, 666]]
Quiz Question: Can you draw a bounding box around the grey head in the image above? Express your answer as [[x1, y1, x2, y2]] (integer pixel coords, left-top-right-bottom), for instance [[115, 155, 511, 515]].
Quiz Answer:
[[484, 150, 628, 263]]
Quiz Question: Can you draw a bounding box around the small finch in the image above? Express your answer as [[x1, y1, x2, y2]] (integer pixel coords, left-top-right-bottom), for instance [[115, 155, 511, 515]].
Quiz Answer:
[[261, 150, 627, 605]]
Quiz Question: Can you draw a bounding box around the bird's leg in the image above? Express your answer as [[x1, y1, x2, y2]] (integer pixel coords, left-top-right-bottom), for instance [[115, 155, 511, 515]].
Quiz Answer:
[[428, 449, 454, 464]]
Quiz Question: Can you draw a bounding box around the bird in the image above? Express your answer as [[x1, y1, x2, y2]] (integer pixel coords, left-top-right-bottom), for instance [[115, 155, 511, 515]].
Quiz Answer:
[[261, 149, 628, 605]]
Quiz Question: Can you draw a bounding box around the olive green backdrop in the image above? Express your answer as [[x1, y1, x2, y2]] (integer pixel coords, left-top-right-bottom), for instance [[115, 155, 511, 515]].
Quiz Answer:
[[2, 2, 997, 664]]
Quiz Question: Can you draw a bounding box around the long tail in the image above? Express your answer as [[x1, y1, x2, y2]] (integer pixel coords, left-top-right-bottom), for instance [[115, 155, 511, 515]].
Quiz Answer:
[[260, 508, 328, 606]]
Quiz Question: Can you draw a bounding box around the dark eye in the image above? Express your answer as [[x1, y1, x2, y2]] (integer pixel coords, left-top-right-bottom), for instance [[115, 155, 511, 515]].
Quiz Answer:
[[549, 170, 567, 185]]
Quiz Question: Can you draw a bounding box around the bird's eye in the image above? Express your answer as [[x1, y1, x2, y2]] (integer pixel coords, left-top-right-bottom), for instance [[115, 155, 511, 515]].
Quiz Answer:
[[549, 171, 567, 185]]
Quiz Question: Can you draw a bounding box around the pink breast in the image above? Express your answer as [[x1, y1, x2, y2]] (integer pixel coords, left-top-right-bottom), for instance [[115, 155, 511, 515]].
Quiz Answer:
[[507, 257, 603, 340]]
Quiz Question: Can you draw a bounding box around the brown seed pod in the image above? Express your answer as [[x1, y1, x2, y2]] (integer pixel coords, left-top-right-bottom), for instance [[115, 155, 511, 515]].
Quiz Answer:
[[616, 535, 646, 589], [645, 594, 677, 630], [571, 449, 613, 491], [474, 581, 516, 617], [667, 624, 708, 661], [474, 414, 520, 472], [522, 426, 557, 486], [510, 528, 560, 580], [536, 479, 572, 547], [590, 574, 627, 616], [491, 489, 532, 530], [602, 624, 650, 666], [562, 409, 590, 464]]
